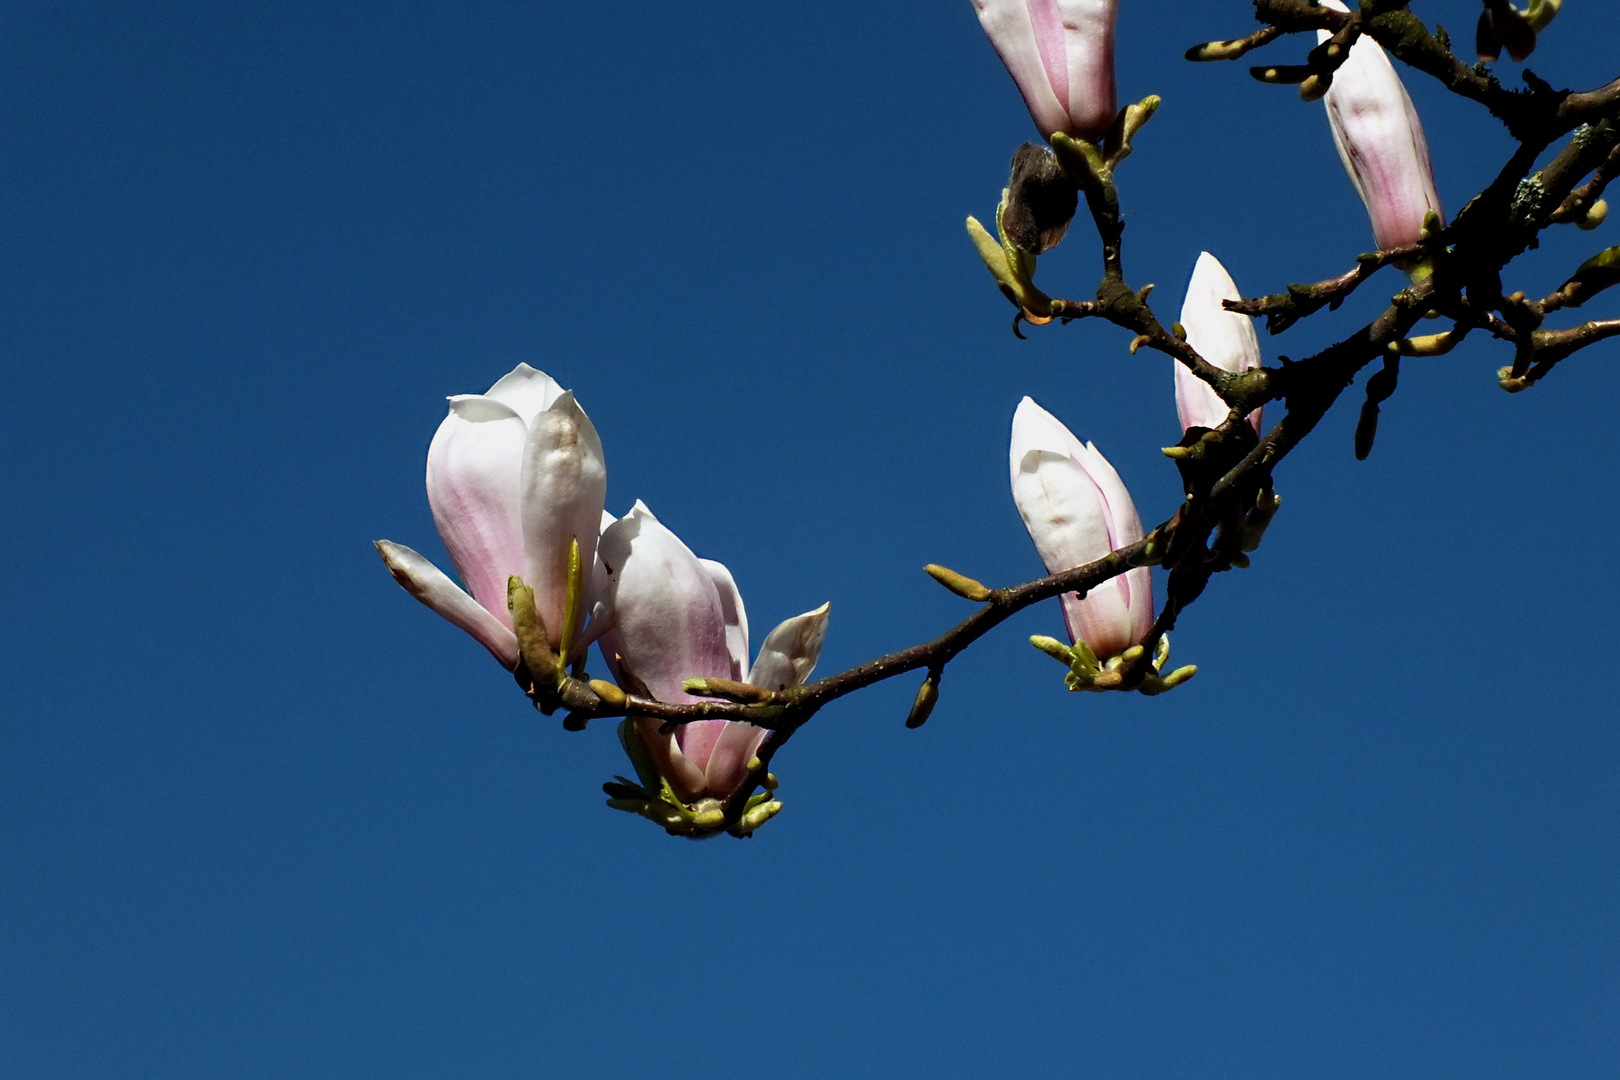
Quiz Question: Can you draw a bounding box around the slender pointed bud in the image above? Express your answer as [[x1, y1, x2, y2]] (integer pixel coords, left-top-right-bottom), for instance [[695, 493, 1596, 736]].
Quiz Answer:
[[682, 677, 775, 704], [589, 679, 627, 708], [966, 213, 1053, 320], [1396, 330, 1466, 357], [1555, 246, 1620, 309], [690, 807, 726, 829], [1011, 399, 1154, 659], [1251, 64, 1313, 85], [1176, 252, 1263, 436], [507, 575, 560, 682], [1151, 633, 1170, 673], [1186, 38, 1254, 62], [971, 0, 1118, 142], [905, 674, 940, 729], [1139, 664, 1197, 696], [1298, 73, 1331, 102], [1498, 366, 1532, 393], [1105, 95, 1160, 168], [739, 800, 783, 833], [1318, 0, 1444, 254], [1030, 635, 1076, 663], [994, 194, 1052, 321], [925, 564, 994, 602]]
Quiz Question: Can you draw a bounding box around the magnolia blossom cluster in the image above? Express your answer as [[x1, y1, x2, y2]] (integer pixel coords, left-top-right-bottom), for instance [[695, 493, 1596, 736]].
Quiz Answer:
[[972, 0, 1443, 255], [1003, 249, 1259, 693], [377, 365, 828, 837]]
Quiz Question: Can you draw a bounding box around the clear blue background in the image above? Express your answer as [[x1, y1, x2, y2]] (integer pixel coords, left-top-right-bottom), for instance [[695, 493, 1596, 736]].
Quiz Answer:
[[2, 1, 1616, 1076]]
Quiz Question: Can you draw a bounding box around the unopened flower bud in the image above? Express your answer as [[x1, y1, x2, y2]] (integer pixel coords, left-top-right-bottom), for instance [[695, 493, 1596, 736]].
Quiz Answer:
[[1318, 1, 1444, 254]]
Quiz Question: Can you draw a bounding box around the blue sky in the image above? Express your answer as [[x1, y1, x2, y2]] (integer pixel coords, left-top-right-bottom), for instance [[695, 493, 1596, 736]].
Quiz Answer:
[[2, 1, 1616, 1076]]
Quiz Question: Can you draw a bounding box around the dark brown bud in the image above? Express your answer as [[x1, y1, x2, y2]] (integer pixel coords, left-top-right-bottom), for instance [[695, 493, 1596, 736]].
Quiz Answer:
[[1001, 142, 1079, 255]]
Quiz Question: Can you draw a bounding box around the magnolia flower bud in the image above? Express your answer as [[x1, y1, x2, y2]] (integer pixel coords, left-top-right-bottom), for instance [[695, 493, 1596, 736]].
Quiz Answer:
[[1176, 252, 1263, 435], [597, 502, 829, 802], [377, 364, 608, 668], [971, 0, 1118, 142], [1009, 397, 1154, 659], [1318, 0, 1443, 252]]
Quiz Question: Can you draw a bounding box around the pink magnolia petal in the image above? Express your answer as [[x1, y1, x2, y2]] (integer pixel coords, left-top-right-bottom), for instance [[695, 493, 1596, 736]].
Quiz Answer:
[[674, 719, 727, 774], [702, 722, 769, 799], [972, 0, 1072, 139], [1319, 0, 1442, 251], [634, 717, 707, 803], [375, 540, 520, 669], [1059, 0, 1118, 140], [425, 395, 527, 626]]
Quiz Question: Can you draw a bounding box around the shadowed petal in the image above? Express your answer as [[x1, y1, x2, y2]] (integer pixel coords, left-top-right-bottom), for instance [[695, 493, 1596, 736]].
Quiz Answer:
[[700, 558, 749, 682], [520, 392, 608, 649], [633, 717, 707, 803], [703, 721, 770, 799]]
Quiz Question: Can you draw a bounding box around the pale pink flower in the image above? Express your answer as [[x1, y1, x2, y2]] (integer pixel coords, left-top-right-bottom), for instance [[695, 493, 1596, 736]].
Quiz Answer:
[[597, 502, 829, 801], [1010, 397, 1153, 659]]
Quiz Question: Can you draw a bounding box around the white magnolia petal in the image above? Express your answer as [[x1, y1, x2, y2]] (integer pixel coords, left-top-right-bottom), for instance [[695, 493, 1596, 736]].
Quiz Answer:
[[1073, 440, 1145, 548], [1319, 0, 1442, 251], [1013, 448, 1113, 577], [1059, 0, 1119, 140], [971, 0, 1072, 139], [699, 558, 750, 682], [482, 363, 566, 427], [703, 721, 769, 799], [425, 395, 528, 625], [375, 540, 520, 669], [747, 602, 830, 692], [519, 391, 608, 649], [1009, 396, 1089, 478], [597, 503, 733, 704], [1177, 251, 1263, 434]]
